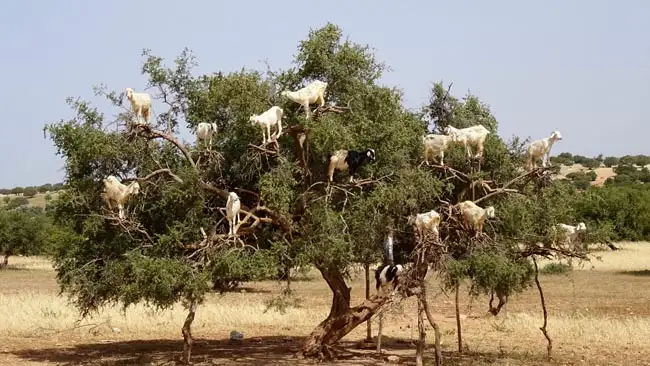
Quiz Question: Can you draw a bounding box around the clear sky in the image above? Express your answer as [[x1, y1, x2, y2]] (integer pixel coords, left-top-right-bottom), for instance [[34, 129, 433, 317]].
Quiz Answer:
[[0, 0, 648, 189]]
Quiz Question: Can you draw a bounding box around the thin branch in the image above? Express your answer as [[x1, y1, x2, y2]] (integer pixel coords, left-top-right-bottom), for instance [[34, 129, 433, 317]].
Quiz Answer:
[[533, 256, 553, 359], [248, 143, 279, 155], [130, 124, 196, 169], [474, 167, 550, 204], [133, 168, 183, 184]]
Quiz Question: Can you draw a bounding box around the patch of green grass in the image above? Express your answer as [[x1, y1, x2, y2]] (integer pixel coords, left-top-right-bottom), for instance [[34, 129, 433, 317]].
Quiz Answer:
[[540, 262, 572, 274]]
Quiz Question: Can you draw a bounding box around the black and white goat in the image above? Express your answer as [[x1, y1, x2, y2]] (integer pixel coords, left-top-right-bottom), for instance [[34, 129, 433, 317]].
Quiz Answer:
[[375, 264, 404, 292], [374, 232, 404, 293], [327, 148, 376, 183]]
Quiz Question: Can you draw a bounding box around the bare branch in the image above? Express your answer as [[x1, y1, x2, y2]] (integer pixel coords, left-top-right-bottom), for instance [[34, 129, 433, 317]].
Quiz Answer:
[[133, 168, 183, 184], [474, 167, 551, 205], [248, 143, 279, 155], [130, 124, 196, 169]]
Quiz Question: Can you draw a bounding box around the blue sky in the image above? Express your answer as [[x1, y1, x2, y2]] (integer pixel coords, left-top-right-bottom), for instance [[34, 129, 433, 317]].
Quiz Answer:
[[0, 0, 648, 188]]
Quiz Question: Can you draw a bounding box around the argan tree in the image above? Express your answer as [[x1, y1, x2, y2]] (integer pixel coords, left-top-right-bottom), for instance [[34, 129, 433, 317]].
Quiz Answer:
[[45, 22, 595, 364]]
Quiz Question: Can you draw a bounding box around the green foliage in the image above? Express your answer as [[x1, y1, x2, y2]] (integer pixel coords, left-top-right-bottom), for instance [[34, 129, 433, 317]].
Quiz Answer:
[[0, 182, 66, 196], [6, 196, 29, 209], [575, 184, 650, 241], [565, 170, 597, 190], [540, 262, 571, 274], [39, 22, 650, 348], [22, 187, 38, 198], [0, 206, 58, 261], [603, 156, 619, 167]]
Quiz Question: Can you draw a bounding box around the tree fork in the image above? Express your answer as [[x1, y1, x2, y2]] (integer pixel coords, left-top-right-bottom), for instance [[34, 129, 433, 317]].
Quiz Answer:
[[300, 267, 391, 359]]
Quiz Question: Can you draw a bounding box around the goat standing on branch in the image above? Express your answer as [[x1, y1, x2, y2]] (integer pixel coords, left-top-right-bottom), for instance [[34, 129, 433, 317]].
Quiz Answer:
[[102, 175, 141, 219], [249, 106, 283, 145], [327, 149, 376, 183], [423, 134, 453, 166], [374, 231, 403, 294], [455, 200, 495, 237], [281, 80, 328, 119], [196, 122, 218, 149], [526, 130, 563, 170], [409, 209, 442, 241], [125, 88, 152, 125], [443, 124, 490, 160], [226, 192, 241, 236], [551, 222, 586, 250]]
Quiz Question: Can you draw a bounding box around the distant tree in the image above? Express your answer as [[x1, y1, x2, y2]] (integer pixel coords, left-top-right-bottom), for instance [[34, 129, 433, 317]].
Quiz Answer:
[[2, 196, 10, 204], [552, 152, 573, 165], [22, 187, 38, 198], [9, 187, 24, 195], [0, 207, 51, 268], [586, 170, 597, 181], [634, 155, 650, 167], [38, 184, 53, 193], [582, 158, 601, 170], [619, 155, 636, 165], [603, 156, 619, 167]]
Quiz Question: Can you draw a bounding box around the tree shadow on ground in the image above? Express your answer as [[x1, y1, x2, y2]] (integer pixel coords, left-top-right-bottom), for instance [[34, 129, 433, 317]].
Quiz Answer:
[[617, 269, 650, 277], [210, 286, 273, 294], [10, 335, 557, 365], [1, 265, 32, 271]]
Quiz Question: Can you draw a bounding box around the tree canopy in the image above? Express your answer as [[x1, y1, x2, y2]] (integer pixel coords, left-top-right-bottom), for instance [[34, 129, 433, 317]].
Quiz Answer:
[[44, 22, 608, 363]]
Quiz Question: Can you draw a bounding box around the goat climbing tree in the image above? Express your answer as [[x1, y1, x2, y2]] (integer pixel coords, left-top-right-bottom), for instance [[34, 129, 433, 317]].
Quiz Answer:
[[45, 22, 597, 364]]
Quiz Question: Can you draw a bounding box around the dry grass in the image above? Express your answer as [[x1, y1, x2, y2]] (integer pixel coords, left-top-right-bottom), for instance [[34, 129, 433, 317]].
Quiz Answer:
[[0, 192, 59, 209], [2, 243, 650, 365], [558, 163, 616, 187]]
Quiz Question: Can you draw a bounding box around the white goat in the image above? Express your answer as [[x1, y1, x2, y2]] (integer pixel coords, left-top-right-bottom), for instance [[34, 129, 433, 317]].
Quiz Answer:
[[526, 130, 563, 170], [102, 175, 141, 219], [125, 88, 152, 125], [443, 125, 490, 159], [249, 106, 283, 145], [423, 134, 454, 166], [455, 200, 495, 237], [280, 80, 328, 119], [552, 222, 587, 249], [196, 123, 218, 148], [226, 192, 241, 236], [408, 209, 442, 241]]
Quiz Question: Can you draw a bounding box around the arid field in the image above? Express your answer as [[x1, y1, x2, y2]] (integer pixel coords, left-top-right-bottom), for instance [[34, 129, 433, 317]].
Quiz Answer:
[[1, 243, 650, 365]]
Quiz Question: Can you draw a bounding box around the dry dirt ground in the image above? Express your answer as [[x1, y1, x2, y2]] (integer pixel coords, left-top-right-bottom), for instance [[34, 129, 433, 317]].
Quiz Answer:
[[2, 243, 650, 365]]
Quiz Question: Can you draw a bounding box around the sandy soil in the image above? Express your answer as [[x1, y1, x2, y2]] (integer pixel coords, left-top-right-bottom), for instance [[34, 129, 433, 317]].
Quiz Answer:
[[1, 243, 650, 365]]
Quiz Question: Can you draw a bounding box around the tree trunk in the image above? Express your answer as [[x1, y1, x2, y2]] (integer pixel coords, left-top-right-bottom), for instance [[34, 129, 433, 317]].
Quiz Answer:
[[415, 295, 426, 366], [180, 301, 197, 364], [455, 283, 463, 353], [0, 253, 9, 269], [301, 267, 390, 359], [421, 283, 442, 366], [364, 263, 372, 341]]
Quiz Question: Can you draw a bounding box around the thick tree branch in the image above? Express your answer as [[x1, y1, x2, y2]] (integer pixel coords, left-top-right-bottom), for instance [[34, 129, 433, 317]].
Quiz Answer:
[[131, 124, 196, 169], [474, 167, 550, 204]]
